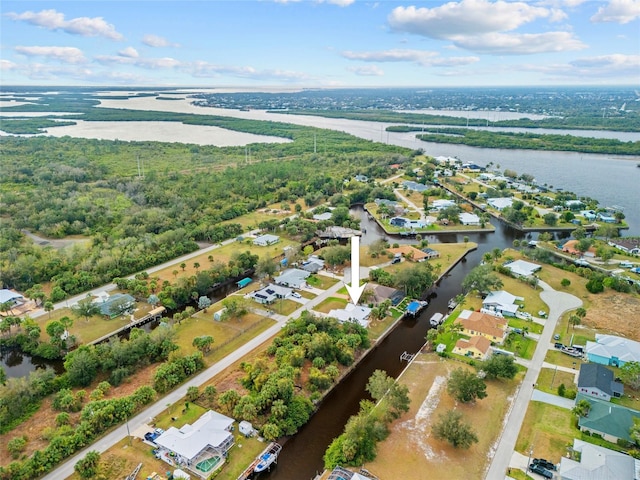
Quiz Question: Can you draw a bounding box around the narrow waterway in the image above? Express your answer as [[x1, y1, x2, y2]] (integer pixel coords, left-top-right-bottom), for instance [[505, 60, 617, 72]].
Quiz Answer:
[[260, 209, 525, 479]]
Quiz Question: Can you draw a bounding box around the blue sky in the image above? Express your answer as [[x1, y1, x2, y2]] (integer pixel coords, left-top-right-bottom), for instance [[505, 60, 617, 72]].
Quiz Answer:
[[1, 0, 639, 86]]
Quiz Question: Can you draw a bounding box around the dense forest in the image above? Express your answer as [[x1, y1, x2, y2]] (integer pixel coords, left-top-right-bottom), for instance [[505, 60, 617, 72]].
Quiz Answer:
[[410, 127, 640, 155], [0, 126, 415, 296]]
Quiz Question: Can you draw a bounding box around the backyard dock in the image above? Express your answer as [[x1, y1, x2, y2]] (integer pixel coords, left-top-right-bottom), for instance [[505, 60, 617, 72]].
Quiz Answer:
[[236, 442, 282, 480], [87, 306, 166, 345]]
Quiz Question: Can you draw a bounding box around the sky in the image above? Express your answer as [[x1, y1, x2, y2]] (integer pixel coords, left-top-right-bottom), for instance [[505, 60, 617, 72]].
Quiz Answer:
[[1, 0, 639, 87]]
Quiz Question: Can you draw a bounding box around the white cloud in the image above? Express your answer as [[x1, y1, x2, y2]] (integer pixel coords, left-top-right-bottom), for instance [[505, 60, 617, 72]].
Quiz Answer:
[[347, 65, 385, 76], [342, 48, 479, 66], [15, 46, 86, 64], [118, 47, 139, 58], [1, 59, 17, 70], [591, 0, 640, 24], [388, 1, 554, 38], [95, 54, 181, 70], [387, 0, 581, 55], [454, 31, 586, 54], [142, 34, 180, 48], [523, 53, 640, 79], [6, 9, 123, 40]]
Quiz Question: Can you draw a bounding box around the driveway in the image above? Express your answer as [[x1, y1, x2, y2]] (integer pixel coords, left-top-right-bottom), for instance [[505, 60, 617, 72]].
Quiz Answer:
[[485, 280, 581, 480], [531, 389, 575, 410]]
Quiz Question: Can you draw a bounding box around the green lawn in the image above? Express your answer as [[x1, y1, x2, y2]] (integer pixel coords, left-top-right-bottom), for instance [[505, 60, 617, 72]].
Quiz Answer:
[[313, 297, 348, 314], [516, 401, 577, 461], [216, 435, 269, 480], [502, 333, 537, 360], [508, 317, 543, 334], [536, 367, 577, 395], [544, 350, 587, 370], [306, 274, 339, 289]]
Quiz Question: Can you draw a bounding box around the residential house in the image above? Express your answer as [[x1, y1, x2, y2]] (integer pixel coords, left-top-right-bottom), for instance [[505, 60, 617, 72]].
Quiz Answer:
[[581, 210, 598, 221], [354, 174, 368, 182], [597, 214, 617, 224], [274, 268, 310, 289], [434, 156, 460, 166], [0, 289, 24, 309], [455, 310, 508, 344], [586, 334, 640, 367], [327, 466, 376, 480], [312, 211, 333, 221], [577, 363, 624, 401], [559, 439, 637, 480], [461, 163, 484, 172], [565, 200, 585, 210], [154, 410, 235, 479], [328, 303, 371, 328], [459, 212, 481, 225], [431, 199, 456, 211], [374, 198, 400, 209], [608, 239, 640, 255], [97, 293, 135, 318], [389, 245, 430, 262], [576, 394, 639, 443], [253, 234, 280, 247], [317, 226, 362, 239], [482, 290, 523, 317], [453, 335, 492, 360], [421, 247, 440, 259], [367, 283, 404, 306], [504, 259, 542, 278], [402, 180, 429, 192], [300, 256, 324, 273], [487, 197, 513, 211], [389, 217, 429, 229], [250, 284, 292, 304]]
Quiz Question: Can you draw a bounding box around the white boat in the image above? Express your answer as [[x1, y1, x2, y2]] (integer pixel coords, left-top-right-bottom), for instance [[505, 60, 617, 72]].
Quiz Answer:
[[253, 442, 282, 473], [429, 312, 444, 326]]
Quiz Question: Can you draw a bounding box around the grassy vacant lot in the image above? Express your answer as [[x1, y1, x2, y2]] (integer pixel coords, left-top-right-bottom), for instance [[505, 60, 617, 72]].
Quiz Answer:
[[314, 296, 348, 314], [307, 273, 340, 289], [173, 309, 275, 367], [516, 401, 577, 462], [536, 367, 577, 395], [544, 350, 587, 370], [364, 353, 519, 480]]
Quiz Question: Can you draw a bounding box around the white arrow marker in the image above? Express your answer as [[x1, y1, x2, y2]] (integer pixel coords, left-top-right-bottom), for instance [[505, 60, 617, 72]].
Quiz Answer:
[[345, 236, 367, 305]]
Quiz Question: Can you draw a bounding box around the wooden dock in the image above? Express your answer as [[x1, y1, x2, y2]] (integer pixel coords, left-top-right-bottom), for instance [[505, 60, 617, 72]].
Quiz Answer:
[[236, 442, 281, 480], [87, 306, 165, 345]]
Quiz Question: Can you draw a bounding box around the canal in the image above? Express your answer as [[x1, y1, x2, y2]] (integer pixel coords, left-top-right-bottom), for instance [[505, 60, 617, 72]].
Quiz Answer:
[[260, 208, 527, 479]]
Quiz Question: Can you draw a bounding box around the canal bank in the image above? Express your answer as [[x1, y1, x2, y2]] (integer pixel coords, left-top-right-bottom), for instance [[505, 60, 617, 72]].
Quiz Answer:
[[259, 212, 522, 480]]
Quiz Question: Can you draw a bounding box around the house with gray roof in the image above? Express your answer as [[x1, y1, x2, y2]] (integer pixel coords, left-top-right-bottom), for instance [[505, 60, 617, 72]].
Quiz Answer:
[[586, 334, 640, 368], [487, 197, 513, 211], [327, 303, 372, 328], [559, 439, 637, 480], [253, 234, 280, 246], [274, 268, 310, 289], [577, 363, 624, 402], [97, 293, 135, 318], [250, 284, 292, 304], [482, 290, 523, 317], [0, 289, 24, 307], [504, 259, 542, 278], [300, 256, 324, 273], [402, 180, 429, 192], [576, 393, 640, 443]]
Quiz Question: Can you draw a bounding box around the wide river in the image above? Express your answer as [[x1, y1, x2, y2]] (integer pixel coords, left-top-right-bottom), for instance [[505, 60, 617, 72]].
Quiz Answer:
[[95, 95, 639, 236]]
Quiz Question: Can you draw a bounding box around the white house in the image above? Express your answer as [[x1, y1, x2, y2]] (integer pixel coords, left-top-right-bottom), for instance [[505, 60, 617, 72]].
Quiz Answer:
[[487, 197, 513, 211], [253, 234, 280, 247], [586, 334, 640, 367], [154, 410, 234, 479], [0, 289, 24, 308], [328, 303, 372, 328], [559, 439, 636, 480], [250, 284, 292, 304], [504, 259, 541, 278], [431, 199, 456, 211], [459, 212, 481, 225], [482, 290, 522, 317], [274, 268, 310, 289]]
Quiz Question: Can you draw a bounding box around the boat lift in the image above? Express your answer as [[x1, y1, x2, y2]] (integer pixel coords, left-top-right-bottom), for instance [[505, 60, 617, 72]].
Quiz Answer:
[[400, 351, 415, 362]]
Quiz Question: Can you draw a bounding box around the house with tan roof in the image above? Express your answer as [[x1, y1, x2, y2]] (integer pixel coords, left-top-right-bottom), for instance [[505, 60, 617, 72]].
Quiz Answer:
[[455, 310, 508, 344], [388, 245, 429, 262], [453, 335, 492, 360]]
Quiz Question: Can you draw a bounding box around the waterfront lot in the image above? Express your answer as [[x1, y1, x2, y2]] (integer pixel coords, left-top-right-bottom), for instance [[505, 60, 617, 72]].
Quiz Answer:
[[363, 353, 520, 480]]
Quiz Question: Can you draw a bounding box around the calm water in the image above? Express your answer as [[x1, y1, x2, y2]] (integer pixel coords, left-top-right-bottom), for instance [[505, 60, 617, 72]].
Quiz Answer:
[[261, 210, 524, 480]]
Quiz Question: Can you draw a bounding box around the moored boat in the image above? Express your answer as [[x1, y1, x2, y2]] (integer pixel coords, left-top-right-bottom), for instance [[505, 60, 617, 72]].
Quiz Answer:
[[429, 312, 444, 326], [405, 300, 428, 317]]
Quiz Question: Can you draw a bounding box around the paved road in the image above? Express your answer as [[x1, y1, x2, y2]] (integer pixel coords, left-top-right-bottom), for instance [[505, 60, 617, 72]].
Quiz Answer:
[[485, 280, 582, 480], [25, 232, 258, 320], [41, 274, 347, 480]]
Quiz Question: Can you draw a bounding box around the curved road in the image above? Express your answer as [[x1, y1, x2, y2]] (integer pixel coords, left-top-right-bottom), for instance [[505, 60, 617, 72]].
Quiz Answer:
[[485, 280, 582, 480]]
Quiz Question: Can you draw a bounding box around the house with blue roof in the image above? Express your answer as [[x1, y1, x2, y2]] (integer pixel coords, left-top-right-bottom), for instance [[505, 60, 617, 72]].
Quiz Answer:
[[586, 334, 640, 368]]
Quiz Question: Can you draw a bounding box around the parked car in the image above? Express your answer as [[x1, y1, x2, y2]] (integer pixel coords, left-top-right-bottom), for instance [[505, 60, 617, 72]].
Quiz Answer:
[[533, 458, 557, 471], [554, 342, 564, 349], [529, 463, 553, 478], [391, 256, 401, 264], [553, 334, 561, 341], [291, 292, 301, 299]]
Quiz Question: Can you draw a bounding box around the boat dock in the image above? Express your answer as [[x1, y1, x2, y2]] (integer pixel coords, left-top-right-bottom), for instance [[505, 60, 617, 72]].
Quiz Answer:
[[87, 306, 166, 345], [236, 442, 282, 479], [405, 300, 428, 317]]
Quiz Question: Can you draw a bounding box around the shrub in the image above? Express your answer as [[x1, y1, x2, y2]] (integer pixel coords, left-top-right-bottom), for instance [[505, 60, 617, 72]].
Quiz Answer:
[[557, 383, 566, 397], [561, 278, 571, 287], [7, 436, 27, 459]]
